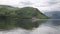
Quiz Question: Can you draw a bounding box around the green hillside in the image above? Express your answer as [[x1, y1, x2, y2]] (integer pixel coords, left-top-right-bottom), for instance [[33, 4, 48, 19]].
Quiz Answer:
[[0, 5, 48, 30], [17, 7, 48, 19]]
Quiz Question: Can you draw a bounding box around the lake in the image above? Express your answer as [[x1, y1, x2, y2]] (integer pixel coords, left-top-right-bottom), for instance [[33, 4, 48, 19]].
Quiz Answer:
[[0, 19, 60, 34]]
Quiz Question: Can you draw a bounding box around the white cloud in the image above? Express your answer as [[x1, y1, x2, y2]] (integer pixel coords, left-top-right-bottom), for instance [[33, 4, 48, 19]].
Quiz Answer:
[[0, 0, 18, 5], [0, 0, 60, 12]]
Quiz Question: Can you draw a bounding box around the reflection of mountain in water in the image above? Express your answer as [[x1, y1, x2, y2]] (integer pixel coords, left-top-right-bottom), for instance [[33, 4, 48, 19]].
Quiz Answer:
[[51, 20, 60, 26]]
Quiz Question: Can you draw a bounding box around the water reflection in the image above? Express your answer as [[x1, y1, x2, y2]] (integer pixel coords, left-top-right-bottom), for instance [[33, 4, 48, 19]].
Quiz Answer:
[[0, 19, 60, 34], [31, 19, 60, 34]]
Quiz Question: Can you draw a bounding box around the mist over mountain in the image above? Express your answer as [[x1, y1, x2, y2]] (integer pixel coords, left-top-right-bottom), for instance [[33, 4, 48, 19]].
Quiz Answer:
[[44, 11, 60, 19]]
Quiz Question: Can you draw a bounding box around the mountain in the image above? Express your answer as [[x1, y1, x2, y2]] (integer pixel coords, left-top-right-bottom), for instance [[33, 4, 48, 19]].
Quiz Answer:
[[51, 11, 60, 19], [44, 11, 60, 19], [16, 7, 49, 19], [0, 5, 48, 30]]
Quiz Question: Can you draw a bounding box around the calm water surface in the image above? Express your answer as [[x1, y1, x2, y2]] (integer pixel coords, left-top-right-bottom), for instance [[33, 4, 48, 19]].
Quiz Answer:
[[0, 19, 60, 34]]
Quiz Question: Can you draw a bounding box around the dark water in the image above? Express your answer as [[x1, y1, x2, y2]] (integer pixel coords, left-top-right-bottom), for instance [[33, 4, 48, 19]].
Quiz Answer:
[[0, 19, 60, 34]]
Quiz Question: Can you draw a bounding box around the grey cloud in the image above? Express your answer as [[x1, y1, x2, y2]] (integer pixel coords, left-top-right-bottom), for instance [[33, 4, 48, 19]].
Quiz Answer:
[[44, 0, 60, 11], [48, 2, 58, 5], [19, 1, 33, 6], [45, 0, 59, 6]]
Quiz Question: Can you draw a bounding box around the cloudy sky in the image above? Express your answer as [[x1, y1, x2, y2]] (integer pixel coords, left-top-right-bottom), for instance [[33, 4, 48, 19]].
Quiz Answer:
[[0, 0, 60, 12]]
